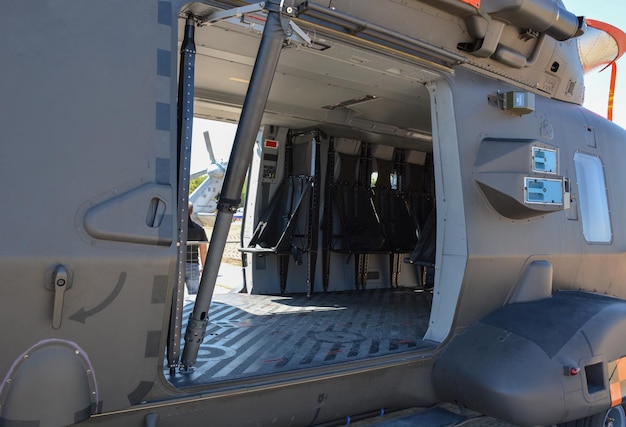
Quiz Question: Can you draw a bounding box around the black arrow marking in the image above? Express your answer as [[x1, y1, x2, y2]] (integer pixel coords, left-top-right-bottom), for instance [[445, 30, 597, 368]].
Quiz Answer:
[[69, 272, 126, 323]]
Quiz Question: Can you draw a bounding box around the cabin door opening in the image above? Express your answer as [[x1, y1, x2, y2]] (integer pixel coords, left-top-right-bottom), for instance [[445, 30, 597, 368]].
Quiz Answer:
[[164, 1, 456, 389]]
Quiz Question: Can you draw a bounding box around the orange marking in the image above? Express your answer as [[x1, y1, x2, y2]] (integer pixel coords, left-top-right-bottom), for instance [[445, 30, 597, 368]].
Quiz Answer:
[[459, 0, 480, 8], [618, 357, 626, 381], [611, 382, 623, 407], [608, 63, 617, 122]]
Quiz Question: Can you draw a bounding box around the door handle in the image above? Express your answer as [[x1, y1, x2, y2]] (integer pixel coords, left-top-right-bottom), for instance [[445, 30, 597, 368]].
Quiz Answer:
[[50, 264, 73, 329]]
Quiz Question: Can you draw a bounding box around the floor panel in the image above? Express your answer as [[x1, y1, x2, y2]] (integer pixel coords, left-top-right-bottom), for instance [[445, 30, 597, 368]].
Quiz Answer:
[[168, 288, 433, 388]]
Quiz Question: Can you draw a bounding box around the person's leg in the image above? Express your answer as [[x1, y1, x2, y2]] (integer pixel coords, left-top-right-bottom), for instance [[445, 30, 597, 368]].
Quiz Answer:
[[185, 262, 200, 295]]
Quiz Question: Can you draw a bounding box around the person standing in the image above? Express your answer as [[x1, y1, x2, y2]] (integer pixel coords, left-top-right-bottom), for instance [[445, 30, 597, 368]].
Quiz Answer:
[[186, 203, 208, 295]]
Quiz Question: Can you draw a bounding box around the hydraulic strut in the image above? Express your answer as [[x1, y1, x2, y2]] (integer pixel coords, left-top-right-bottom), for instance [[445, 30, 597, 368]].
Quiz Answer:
[[180, 0, 288, 371], [167, 15, 196, 375]]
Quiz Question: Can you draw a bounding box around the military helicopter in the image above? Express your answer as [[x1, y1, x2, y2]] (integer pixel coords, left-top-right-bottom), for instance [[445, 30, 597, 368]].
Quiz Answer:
[[189, 130, 228, 227], [3, 1, 626, 426]]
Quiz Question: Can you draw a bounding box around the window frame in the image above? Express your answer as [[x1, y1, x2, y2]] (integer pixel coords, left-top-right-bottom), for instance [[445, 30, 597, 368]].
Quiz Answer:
[[573, 151, 612, 244]]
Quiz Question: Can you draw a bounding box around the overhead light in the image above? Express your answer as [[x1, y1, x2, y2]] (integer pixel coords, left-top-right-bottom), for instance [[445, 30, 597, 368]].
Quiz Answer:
[[322, 95, 378, 110], [308, 41, 331, 51], [406, 130, 433, 141], [229, 77, 250, 84]]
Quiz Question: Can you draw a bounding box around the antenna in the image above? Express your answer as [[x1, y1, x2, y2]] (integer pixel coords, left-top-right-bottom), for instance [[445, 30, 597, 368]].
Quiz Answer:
[[203, 130, 216, 163]]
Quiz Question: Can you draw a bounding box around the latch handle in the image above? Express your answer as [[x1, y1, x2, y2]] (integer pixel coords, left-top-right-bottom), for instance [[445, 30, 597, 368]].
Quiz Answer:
[[51, 265, 71, 329]]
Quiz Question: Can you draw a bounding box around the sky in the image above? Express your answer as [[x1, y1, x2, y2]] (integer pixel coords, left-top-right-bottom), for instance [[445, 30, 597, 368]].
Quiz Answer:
[[190, 0, 626, 174], [190, 119, 237, 174]]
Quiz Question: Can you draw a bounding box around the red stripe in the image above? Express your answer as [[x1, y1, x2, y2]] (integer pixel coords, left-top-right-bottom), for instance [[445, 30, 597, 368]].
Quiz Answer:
[[608, 62, 617, 122], [459, 0, 480, 7]]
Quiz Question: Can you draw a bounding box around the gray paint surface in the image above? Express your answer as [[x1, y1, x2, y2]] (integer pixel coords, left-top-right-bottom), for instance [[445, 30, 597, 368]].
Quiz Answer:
[[2, 1, 626, 426]]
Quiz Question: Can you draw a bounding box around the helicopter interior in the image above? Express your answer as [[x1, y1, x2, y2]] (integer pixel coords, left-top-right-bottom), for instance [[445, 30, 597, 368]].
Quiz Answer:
[[169, 1, 445, 388]]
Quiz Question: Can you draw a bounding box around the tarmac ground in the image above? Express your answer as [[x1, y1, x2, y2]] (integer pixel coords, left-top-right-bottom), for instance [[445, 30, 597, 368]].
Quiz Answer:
[[346, 404, 519, 426]]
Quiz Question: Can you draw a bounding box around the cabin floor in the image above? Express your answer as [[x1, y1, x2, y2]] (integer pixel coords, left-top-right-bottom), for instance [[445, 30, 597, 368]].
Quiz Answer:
[[168, 287, 434, 388]]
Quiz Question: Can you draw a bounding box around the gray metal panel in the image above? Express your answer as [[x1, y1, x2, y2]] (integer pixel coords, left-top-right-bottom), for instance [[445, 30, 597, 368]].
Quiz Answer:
[[445, 67, 626, 332], [433, 291, 626, 425], [0, 0, 177, 416]]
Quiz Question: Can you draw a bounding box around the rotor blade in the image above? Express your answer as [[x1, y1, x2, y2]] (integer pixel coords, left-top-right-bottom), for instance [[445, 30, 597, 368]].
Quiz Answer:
[[190, 169, 208, 180], [203, 130, 216, 163]]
